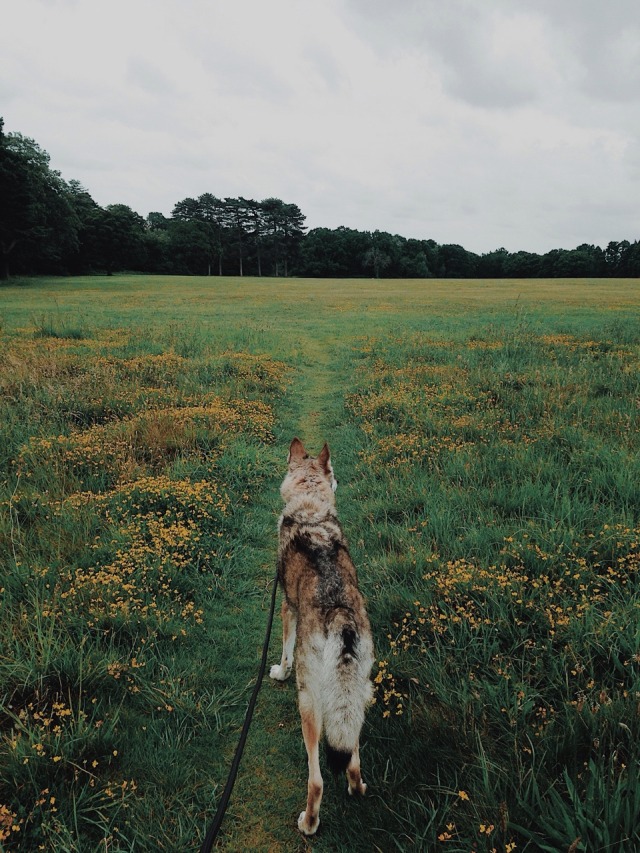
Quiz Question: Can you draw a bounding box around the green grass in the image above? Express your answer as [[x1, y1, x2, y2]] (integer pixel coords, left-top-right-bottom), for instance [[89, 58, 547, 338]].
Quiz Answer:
[[1, 275, 639, 851]]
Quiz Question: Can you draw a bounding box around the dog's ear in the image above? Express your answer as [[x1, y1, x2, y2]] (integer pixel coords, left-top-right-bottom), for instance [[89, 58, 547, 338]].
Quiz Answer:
[[317, 442, 331, 472], [288, 437, 307, 466]]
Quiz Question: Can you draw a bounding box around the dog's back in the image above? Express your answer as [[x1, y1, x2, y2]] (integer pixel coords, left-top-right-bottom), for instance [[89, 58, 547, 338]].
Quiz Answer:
[[271, 438, 374, 835], [279, 507, 374, 766]]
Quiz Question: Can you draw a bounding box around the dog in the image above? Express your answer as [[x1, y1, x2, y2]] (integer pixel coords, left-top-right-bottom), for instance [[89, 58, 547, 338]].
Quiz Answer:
[[270, 437, 374, 836]]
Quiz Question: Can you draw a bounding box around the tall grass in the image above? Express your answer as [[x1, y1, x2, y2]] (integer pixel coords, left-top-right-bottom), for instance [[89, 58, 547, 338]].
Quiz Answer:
[[343, 322, 640, 851], [0, 306, 290, 850], [1, 275, 639, 851]]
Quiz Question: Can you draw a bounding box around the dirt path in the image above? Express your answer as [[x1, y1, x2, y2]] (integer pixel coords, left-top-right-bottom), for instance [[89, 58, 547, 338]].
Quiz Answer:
[[290, 332, 344, 447]]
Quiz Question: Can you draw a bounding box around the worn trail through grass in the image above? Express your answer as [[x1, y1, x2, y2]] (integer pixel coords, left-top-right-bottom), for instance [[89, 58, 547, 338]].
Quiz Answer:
[[217, 327, 363, 852], [292, 334, 345, 444]]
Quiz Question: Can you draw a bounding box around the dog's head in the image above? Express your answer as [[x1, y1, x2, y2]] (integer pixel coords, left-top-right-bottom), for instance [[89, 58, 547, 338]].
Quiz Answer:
[[280, 437, 338, 504]]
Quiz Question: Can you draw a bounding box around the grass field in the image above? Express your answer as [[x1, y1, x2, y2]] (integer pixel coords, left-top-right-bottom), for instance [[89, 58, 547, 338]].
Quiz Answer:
[[1, 275, 639, 852]]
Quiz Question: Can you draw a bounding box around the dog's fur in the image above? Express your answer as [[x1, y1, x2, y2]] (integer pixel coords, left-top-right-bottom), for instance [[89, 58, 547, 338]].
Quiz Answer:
[[270, 437, 374, 836]]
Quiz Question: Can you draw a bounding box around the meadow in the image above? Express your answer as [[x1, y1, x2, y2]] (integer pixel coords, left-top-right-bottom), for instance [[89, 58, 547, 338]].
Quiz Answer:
[[0, 275, 639, 852]]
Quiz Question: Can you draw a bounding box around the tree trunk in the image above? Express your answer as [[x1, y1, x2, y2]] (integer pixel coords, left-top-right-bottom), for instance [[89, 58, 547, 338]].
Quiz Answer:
[[1, 240, 16, 280]]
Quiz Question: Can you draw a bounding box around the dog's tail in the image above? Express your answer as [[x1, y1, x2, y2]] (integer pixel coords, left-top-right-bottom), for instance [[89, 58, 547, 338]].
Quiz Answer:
[[321, 608, 373, 773]]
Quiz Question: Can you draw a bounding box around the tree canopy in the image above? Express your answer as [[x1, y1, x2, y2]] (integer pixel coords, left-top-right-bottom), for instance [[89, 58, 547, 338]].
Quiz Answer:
[[2, 117, 639, 281], [0, 120, 78, 279]]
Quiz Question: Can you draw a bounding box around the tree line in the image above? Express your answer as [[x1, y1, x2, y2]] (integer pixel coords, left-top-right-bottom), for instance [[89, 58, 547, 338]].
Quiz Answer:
[[2, 118, 639, 281]]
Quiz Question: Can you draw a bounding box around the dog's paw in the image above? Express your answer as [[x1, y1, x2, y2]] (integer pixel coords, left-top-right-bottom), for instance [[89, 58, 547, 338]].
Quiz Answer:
[[269, 664, 290, 681], [348, 779, 367, 796], [298, 810, 319, 836]]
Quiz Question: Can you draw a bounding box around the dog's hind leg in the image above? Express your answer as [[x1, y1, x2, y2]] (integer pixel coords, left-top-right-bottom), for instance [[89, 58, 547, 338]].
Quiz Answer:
[[297, 691, 323, 835], [270, 600, 296, 681], [346, 743, 367, 796]]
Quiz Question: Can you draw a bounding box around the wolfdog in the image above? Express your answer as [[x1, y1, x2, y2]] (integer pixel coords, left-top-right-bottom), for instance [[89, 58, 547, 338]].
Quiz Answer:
[[270, 437, 374, 835]]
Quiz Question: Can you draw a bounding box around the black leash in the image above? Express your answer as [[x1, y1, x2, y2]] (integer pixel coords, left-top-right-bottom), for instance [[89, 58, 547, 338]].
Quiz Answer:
[[199, 571, 279, 853]]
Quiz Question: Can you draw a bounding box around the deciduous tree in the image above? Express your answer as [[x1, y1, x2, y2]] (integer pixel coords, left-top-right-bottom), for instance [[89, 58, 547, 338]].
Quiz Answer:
[[0, 119, 78, 278]]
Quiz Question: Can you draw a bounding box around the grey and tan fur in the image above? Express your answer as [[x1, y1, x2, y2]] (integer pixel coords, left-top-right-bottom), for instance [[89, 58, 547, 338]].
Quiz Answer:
[[270, 437, 374, 836]]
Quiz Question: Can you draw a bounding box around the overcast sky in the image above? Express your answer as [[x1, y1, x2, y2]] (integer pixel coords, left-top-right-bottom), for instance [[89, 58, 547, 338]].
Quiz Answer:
[[2, 0, 639, 254]]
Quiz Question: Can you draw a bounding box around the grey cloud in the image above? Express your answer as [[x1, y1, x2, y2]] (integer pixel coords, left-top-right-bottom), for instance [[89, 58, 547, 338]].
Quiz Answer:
[[196, 43, 294, 102], [345, 0, 640, 109], [427, 17, 538, 109], [581, 31, 640, 103], [516, 0, 640, 103], [344, 0, 543, 109], [126, 58, 177, 97], [304, 43, 348, 94]]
